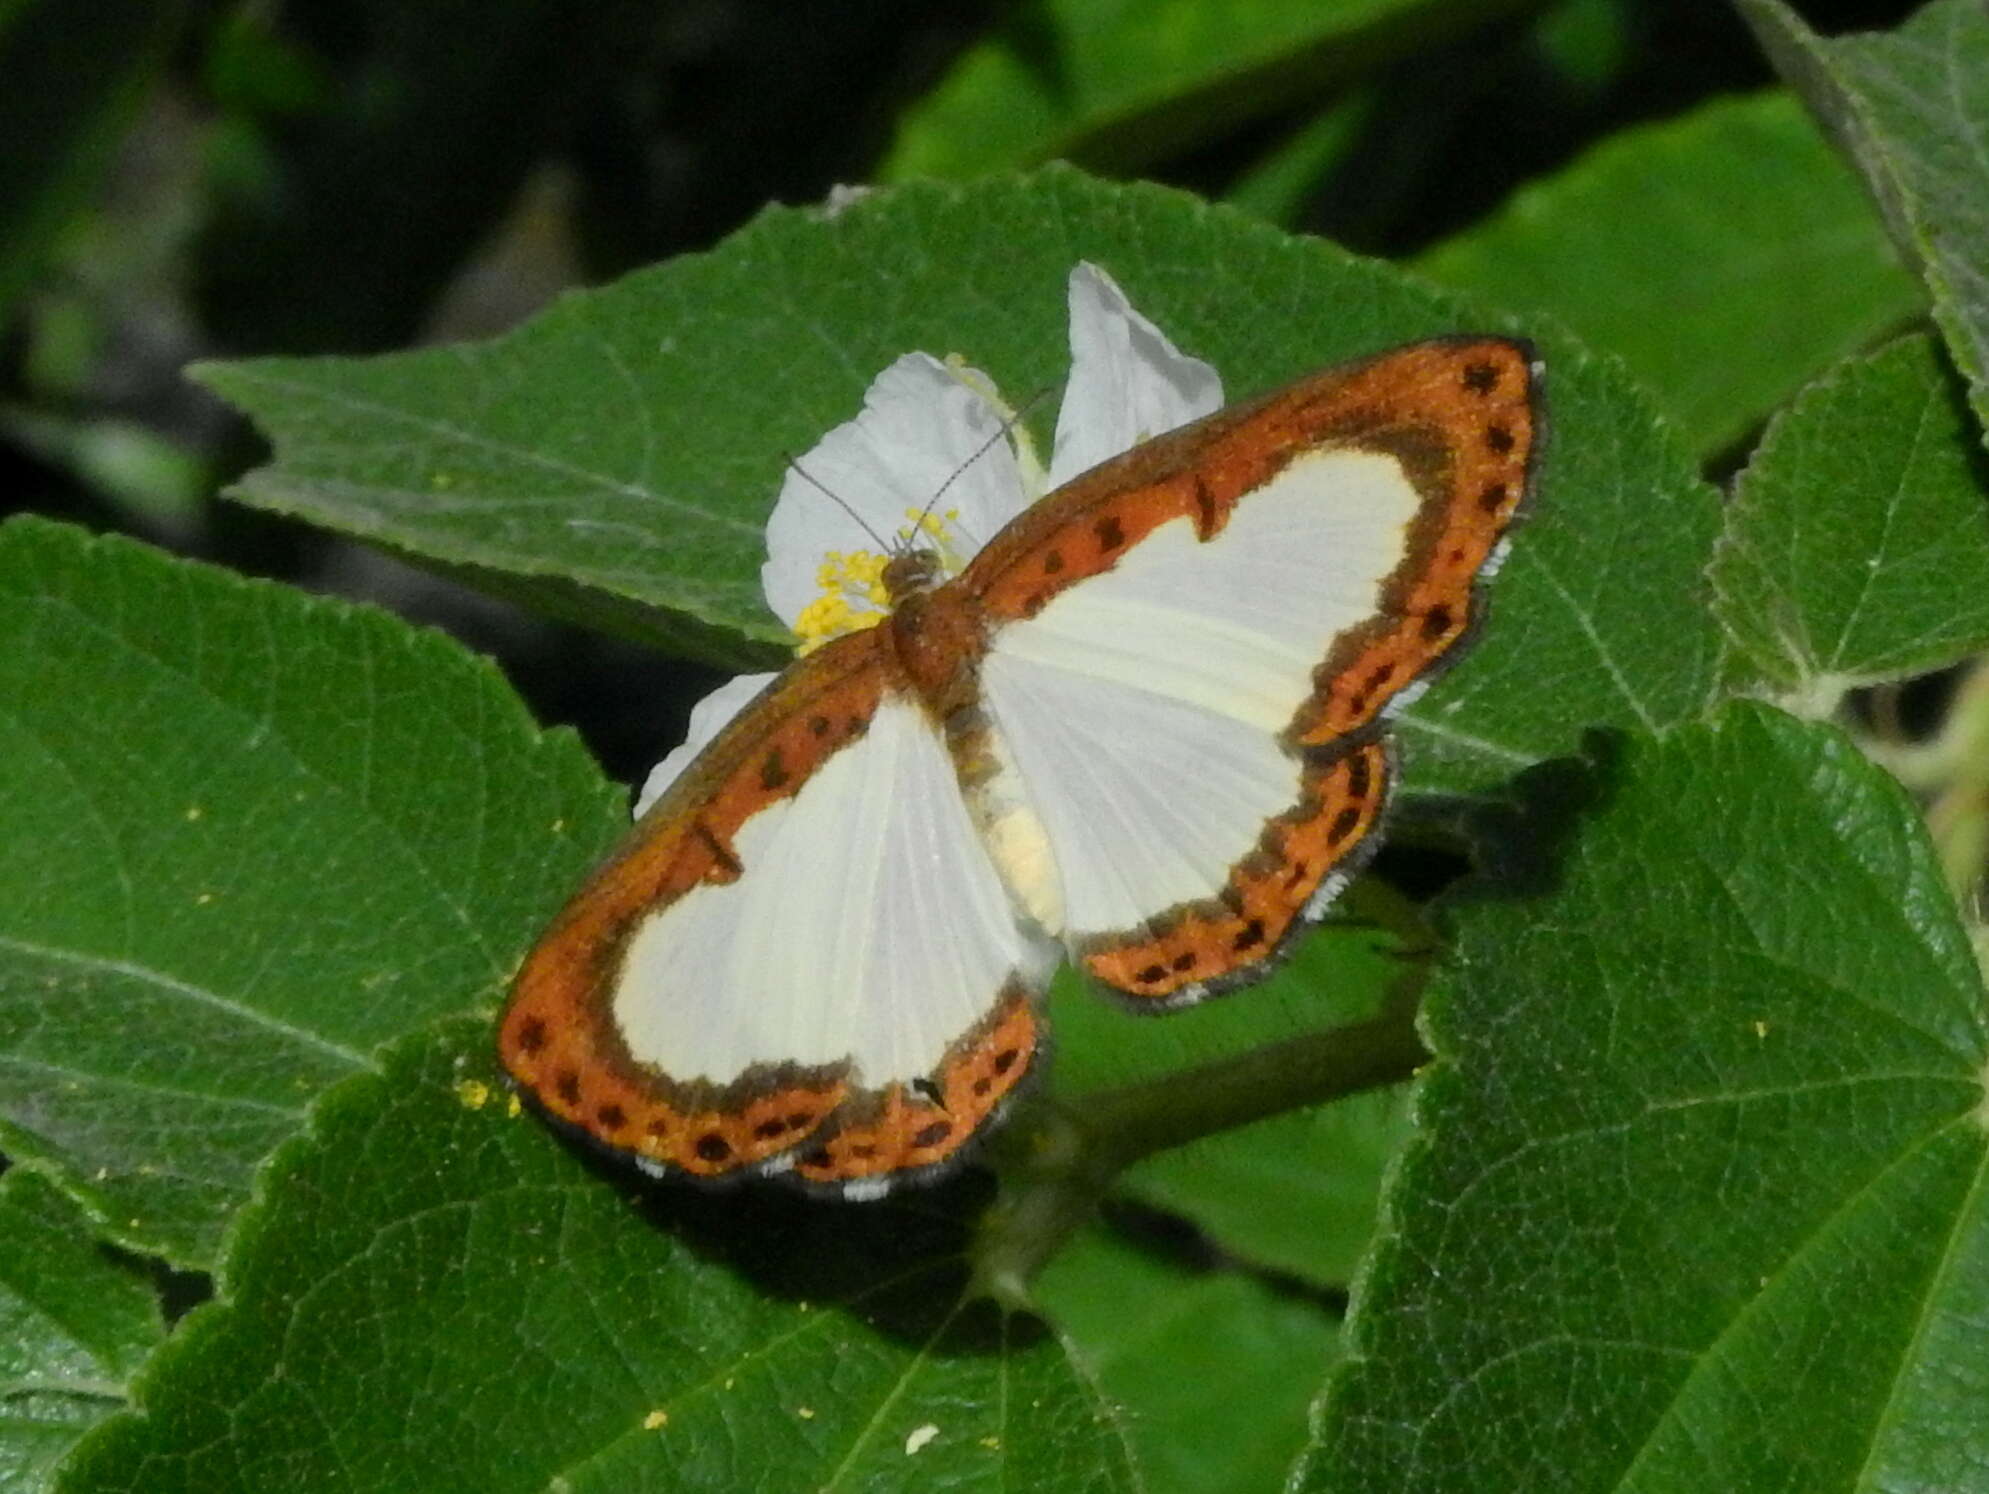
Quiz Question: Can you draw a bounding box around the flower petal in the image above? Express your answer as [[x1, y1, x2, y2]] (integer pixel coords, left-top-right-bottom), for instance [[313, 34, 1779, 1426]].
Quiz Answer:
[[761, 353, 1026, 630], [632, 671, 777, 818], [1048, 262, 1224, 490]]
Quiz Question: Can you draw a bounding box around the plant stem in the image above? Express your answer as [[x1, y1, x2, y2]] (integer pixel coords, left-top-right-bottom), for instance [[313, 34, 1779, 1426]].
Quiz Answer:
[[974, 880, 1437, 1306]]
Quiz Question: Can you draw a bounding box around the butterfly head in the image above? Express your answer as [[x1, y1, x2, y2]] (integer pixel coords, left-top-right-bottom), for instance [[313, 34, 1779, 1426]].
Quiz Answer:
[[881, 546, 943, 604]]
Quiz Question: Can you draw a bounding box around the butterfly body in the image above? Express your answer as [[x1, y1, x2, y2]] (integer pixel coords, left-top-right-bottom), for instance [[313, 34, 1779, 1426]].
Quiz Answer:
[[501, 335, 1541, 1198]]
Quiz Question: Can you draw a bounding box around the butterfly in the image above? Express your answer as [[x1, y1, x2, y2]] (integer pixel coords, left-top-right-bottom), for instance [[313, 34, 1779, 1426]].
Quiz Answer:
[[500, 279, 1540, 1202]]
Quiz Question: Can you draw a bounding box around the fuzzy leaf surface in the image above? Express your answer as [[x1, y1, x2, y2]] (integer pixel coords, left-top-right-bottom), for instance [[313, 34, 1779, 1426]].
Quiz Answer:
[[0, 516, 621, 1266], [1713, 334, 1989, 694], [58, 1021, 1138, 1494], [1743, 0, 1989, 434], [1307, 704, 1989, 1491]]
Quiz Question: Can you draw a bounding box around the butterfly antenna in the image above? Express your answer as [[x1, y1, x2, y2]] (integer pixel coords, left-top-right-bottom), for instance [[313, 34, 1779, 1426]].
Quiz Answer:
[[782, 452, 894, 552], [910, 383, 1059, 552]]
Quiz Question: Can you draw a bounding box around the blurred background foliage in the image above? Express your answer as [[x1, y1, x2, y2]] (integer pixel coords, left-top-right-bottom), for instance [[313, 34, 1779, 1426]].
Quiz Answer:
[[0, 0, 1926, 788]]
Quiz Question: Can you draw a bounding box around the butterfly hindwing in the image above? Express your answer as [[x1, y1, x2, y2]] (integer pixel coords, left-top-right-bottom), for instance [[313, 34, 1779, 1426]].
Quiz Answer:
[[500, 628, 1054, 1194], [1077, 740, 1393, 1004]]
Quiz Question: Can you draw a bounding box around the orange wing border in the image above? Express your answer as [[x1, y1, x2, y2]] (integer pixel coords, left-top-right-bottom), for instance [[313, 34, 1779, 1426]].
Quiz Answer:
[[1076, 738, 1395, 1007]]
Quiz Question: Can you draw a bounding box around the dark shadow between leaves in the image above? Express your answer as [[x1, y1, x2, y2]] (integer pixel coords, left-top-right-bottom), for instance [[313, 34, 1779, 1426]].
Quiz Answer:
[[1438, 729, 1624, 912], [553, 1122, 1040, 1355]]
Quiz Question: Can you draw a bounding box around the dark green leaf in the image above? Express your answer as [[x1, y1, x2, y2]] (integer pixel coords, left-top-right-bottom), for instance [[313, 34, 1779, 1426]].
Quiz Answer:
[[879, 0, 1528, 180], [1713, 334, 1989, 695], [0, 516, 621, 1267], [1415, 89, 1921, 455], [197, 168, 1723, 794], [1037, 1223, 1339, 1494], [59, 1021, 1138, 1493], [1741, 0, 1989, 436], [1049, 922, 1411, 1284], [0, 1170, 161, 1488], [1306, 704, 1989, 1491], [0, 1, 179, 323]]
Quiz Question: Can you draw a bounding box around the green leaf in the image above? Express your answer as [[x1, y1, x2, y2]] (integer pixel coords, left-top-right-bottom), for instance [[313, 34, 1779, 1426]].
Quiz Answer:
[[1306, 703, 1989, 1491], [1048, 920, 1411, 1284], [0, 516, 622, 1267], [0, 0, 180, 324], [59, 1020, 1139, 1493], [1414, 89, 1922, 455], [878, 0, 1527, 181], [1051, 923, 1401, 1100], [1118, 1086, 1411, 1287], [0, 1169, 161, 1489], [1712, 334, 1989, 697], [196, 168, 1723, 795], [1037, 1223, 1339, 1494], [1529, 0, 1633, 96], [1741, 0, 1989, 437]]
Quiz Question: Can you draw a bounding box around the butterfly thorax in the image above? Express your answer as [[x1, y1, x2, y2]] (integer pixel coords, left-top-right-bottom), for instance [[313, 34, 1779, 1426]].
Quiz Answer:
[[882, 545, 982, 711]]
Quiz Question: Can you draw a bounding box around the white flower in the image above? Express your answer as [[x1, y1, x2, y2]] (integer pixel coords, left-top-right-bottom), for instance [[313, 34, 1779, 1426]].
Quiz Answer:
[[634, 262, 1221, 816]]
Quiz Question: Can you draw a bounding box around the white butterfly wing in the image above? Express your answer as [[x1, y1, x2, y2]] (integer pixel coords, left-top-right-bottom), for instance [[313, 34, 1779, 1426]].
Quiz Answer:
[[959, 338, 1539, 1005], [616, 691, 1050, 1088], [502, 636, 1053, 1194], [980, 447, 1416, 930]]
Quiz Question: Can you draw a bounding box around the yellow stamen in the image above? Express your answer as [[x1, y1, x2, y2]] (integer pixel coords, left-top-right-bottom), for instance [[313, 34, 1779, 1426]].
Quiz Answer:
[[793, 547, 892, 653]]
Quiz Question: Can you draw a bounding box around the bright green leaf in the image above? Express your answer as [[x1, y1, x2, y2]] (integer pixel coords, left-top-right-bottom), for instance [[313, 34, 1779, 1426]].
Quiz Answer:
[[1051, 923, 1401, 1100], [1415, 89, 1921, 455], [1038, 1223, 1339, 1494], [1119, 1085, 1411, 1287], [1713, 333, 1989, 697], [0, 516, 622, 1267], [0, 1, 179, 323], [0, 1169, 161, 1489], [1306, 703, 1989, 1491], [1742, 0, 1989, 437], [196, 168, 1723, 795], [59, 1020, 1138, 1493], [879, 0, 1526, 181]]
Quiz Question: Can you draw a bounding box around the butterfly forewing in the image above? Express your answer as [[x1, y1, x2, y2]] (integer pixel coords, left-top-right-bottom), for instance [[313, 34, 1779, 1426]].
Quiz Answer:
[[958, 337, 1538, 1003]]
